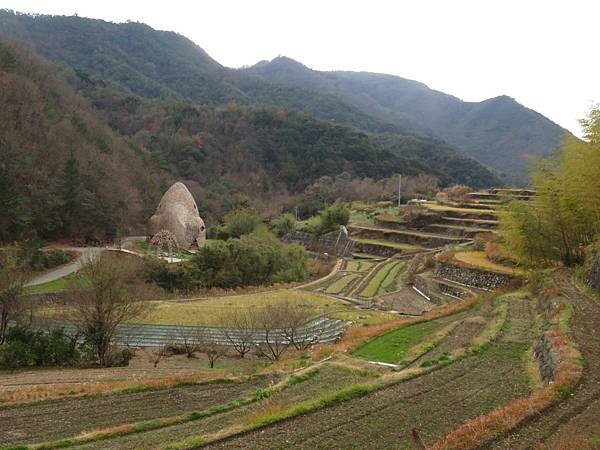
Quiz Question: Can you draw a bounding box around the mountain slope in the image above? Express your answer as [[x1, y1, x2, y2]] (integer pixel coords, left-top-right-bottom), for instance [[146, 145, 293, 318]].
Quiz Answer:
[[0, 39, 159, 241], [0, 38, 498, 242], [0, 10, 500, 187], [246, 57, 568, 180], [0, 11, 405, 135]]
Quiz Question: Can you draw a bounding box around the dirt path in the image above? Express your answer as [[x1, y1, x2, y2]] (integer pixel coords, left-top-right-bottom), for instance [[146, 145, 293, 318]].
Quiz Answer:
[[203, 299, 534, 450], [0, 377, 273, 446], [484, 269, 600, 449]]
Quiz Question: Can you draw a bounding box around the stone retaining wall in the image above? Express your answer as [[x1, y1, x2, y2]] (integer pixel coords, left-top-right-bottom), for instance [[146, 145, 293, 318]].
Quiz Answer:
[[436, 280, 472, 299], [587, 252, 600, 290], [413, 273, 472, 305], [282, 228, 354, 256], [534, 332, 562, 383], [351, 241, 398, 258], [434, 261, 519, 290]]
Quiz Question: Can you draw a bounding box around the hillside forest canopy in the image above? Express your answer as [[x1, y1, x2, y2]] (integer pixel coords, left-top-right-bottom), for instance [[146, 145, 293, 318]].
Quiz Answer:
[[500, 108, 600, 267], [0, 38, 499, 243]]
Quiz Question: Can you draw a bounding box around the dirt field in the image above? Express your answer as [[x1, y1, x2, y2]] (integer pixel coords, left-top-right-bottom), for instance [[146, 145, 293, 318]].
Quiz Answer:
[[9, 268, 589, 450], [0, 376, 275, 446], [202, 296, 534, 449], [72, 365, 376, 450], [0, 351, 266, 405], [485, 269, 600, 449]]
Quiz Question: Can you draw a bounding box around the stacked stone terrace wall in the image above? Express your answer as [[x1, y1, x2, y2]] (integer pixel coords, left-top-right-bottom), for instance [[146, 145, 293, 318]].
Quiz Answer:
[[434, 261, 519, 290], [282, 229, 354, 256], [535, 332, 562, 383], [587, 252, 600, 290]]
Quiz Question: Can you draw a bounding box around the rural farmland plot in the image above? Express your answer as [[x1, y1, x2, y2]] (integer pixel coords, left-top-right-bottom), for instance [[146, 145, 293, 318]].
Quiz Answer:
[[30, 318, 350, 348]]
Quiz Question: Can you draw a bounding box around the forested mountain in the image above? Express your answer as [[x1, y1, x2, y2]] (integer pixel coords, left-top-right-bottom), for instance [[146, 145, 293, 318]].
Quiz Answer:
[[0, 11, 405, 135], [0, 40, 161, 242], [247, 57, 568, 181], [0, 37, 498, 242], [0, 10, 499, 184]]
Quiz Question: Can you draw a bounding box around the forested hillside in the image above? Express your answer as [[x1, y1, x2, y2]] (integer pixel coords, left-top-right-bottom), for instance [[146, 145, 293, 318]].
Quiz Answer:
[[0, 11, 403, 134], [247, 57, 568, 181], [0, 40, 161, 242], [0, 37, 498, 242], [0, 10, 499, 184]]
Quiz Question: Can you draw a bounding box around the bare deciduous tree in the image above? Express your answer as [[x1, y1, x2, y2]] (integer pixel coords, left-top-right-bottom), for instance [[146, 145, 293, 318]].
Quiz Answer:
[[177, 325, 203, 358], [277, 301, 322, 351], [66, 253, 155, 366], [0, 251, 29, 344], [147, 344, 171, 368], [221, 309, 256, 358], [201, 341, 227, 368], [250, 300, 322, 360], [195, 328, 227, 368]]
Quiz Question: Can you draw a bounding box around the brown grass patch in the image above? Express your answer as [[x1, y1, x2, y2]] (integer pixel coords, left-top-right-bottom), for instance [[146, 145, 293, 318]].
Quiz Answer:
[[0, 371, 227, 406]]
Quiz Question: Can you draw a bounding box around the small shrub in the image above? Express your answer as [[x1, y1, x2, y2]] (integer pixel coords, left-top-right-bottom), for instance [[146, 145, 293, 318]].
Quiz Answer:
[[185, 411, 205, 421], [252, 389, 272, 400], [41, 249, 72, 269], [444, 185, 471, 204], [402, 204, 441, 228], [271, 213, 296, 237], [306, 202, 349, 236], [0, 341, 36, 369], [555, 384, 574, 400], [104, 348, 136, 367], [287, 368, 320, 385]]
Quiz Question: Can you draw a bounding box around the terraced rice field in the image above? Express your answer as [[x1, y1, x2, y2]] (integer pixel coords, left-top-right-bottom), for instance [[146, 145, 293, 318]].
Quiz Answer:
[[352, 319, 442, 364], [43, 290, 352, 327], [3, 276, 548, 450], [358, 261, 404, 298], [453, 250, 525, 275], [65, 366, 381, 450], [352, 237, 426, 251], [344, 260, 374, 273], [307, 258, 384, 298], [324, 273, 360, 295], [0, 376, 276, 446], [203, 293, 534, 449]]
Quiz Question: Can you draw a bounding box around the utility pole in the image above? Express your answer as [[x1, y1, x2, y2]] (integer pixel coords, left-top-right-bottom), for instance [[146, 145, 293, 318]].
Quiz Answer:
[[398, 174, 402, 209]]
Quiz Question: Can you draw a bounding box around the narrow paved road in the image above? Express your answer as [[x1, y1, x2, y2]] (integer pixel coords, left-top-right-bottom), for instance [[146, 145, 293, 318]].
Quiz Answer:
[[25, 247, 103, 286]]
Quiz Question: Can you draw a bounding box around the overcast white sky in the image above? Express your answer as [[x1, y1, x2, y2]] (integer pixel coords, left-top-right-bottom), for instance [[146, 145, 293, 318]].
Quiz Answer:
[[2, 0, 598, 136]]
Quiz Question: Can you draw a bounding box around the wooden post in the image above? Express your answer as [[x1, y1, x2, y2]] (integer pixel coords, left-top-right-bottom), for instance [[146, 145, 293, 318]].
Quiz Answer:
[[398, 174, 402, 209]]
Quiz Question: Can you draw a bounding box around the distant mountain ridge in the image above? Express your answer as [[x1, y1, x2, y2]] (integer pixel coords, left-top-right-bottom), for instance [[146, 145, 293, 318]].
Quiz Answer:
[[246, 56, 568, 181], [0, 9, 500, 189], [0, 11, 568, 183]]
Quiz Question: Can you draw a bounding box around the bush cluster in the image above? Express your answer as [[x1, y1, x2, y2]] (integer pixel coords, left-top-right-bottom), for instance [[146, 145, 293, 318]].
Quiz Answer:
[[0, 327, 79, 369], [147, 230, 308, 291], [0, 323, 137, 369], [208, 209, 262, 240], [305, 202, 350, 236]]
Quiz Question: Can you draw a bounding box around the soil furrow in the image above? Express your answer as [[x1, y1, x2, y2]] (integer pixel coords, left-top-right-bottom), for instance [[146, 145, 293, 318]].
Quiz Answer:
[[0, 377, 271, 446], [204, 342, 531, 449], [484, 269, 600, 449]]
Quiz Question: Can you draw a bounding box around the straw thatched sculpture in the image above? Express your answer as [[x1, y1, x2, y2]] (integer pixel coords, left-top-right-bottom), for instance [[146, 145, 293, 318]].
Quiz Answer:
[[147, 182, 206, 249]]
